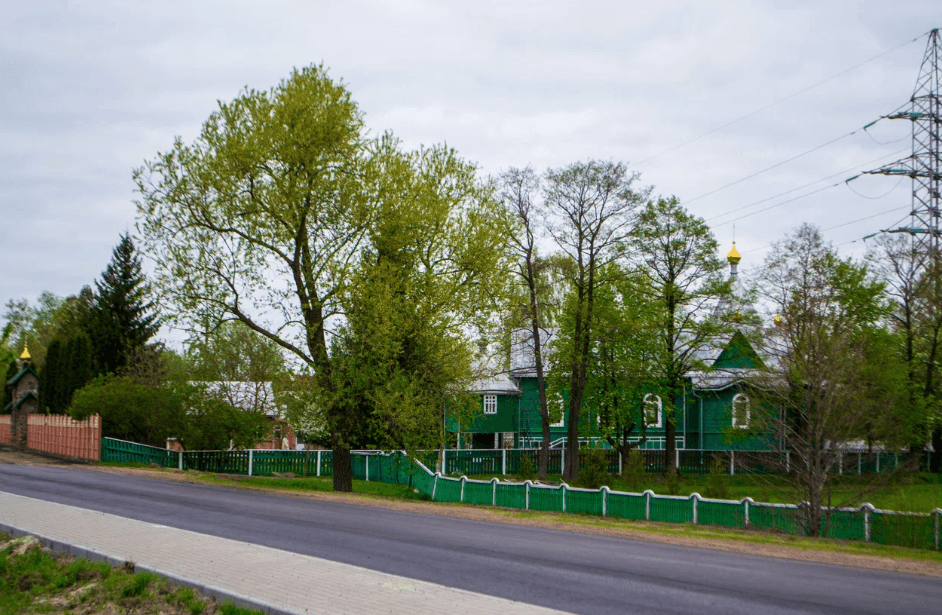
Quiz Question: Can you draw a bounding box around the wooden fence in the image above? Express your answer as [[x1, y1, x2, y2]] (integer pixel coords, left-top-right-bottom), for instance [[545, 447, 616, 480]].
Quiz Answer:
[[22, 414, 101, 461]]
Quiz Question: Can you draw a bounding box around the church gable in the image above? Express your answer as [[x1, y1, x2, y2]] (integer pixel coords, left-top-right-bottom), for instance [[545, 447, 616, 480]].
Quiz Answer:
[[712, 331, 764, 370]]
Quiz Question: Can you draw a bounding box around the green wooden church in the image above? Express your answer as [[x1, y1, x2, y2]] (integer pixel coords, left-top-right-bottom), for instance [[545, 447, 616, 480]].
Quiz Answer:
[[459, 244, 777, 452]]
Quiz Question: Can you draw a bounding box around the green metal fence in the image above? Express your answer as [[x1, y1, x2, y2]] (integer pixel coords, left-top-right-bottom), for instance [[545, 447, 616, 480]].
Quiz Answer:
[[100, 438, 942, 550]]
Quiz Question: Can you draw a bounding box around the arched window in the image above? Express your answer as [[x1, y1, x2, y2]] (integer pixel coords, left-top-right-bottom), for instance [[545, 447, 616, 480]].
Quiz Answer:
[[732, 393, 750, 428], [643, 394, 662, 429]]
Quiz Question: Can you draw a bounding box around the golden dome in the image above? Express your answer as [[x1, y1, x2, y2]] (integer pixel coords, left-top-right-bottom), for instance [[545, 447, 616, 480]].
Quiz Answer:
[[774, 314, 783, 327], [20, 344, 31, 360], [727, 242, 741, 265]]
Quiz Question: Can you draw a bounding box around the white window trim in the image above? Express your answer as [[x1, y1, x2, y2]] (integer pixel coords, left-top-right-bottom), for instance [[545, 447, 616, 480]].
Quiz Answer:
[[732, 393, 750, 429], [643, 394, 662, 429], [483, 394, 497, 415]]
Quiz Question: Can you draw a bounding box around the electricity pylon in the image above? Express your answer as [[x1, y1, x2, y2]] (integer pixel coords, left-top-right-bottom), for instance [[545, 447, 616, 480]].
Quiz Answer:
[[865, 28, 941, 259]]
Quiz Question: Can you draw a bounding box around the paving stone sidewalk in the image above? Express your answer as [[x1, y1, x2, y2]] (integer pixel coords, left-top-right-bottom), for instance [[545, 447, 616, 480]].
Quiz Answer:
[[0, 491, 569, 615]]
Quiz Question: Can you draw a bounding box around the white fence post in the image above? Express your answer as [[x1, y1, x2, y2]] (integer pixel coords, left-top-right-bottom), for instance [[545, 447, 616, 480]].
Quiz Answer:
[[602, 486, 608, 517], [248, 450, 254, 477], [730, 451, 735, 476], [365, 455, 369, 482], [178, 450, 183, 471], [432, 473, 440, 500], [934, 509, 941, 551], [460, 476, 466, 502], [492, 478, 498, 506], [862, 504, 874, 542], [645, 490, 652, 521], [316, 450, 322, 477], [525, 481, 530, 510], [691, 493, 700, 524], [561, 448, 565, 474], [502, 449, 507, 476], [561, 483, 567, 513], [743, 497, 754, 527]]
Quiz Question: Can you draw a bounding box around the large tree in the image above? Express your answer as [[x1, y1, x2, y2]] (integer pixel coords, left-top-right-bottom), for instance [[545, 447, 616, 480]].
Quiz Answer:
[[88, 233, 160, 374], [543, 160, 649, 481], [498, 166, 556, 479], [136, 66, 507, 491], [628, 197, 732, 476], [755, 224, 909, 536]]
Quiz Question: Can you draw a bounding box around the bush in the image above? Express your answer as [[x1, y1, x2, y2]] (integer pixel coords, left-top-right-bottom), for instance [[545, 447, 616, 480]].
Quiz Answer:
[[518, 454, 535, 481], [69, 377, 271, 450], [578, 448, 610, 489], [703, 456, 730, 499], [622, 449, 645, 491], [69, 375, 185, 447]]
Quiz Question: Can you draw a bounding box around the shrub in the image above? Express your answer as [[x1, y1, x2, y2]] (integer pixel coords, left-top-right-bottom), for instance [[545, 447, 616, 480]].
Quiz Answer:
[[578, 448, 610, 489], [518, 454, 535, 481], [622, 449, 645, 491], [704, 456, 730, 499]]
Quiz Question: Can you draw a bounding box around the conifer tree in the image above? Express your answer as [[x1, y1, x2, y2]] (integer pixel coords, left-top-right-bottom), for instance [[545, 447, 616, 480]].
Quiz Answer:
[[65, 332, 94, 407], [39, 338, 65, 412], [2, 359, 17, 412], [90, 233, 160, 374]]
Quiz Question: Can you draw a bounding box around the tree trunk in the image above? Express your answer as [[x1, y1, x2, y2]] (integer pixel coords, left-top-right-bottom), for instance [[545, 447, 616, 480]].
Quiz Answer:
[[332, 442, 353, 492], [539, 420, 550, 480], [931, 428, 942, 473]]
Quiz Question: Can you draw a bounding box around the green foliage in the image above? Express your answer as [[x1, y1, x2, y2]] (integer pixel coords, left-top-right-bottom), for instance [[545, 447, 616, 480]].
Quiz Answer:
[[186, 321, 286, 384], [2, 359, 17, 412], [577, 448, 610, 489], [69, 375, 271, 450], [703, 457, 731, 499], [518, 454, 535, 481], [178, 387, 271, 451], [39, 338, 65, 412], [136, 64, 509, 491], [69, 375, 185, 447], [622, 449, 645, 491]]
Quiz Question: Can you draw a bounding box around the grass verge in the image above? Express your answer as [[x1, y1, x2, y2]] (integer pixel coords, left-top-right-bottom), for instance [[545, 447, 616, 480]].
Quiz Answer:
[[0, 532, 262, 615]]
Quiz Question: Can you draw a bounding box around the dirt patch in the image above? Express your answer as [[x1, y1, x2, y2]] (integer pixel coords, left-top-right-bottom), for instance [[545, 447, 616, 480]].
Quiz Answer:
[[8, 451, 941, 578], [0, 447, 75, 466]]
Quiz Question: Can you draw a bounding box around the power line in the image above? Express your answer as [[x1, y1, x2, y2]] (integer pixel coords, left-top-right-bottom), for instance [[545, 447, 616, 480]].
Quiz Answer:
[[706, 148, 908, 222], [712, 183, 840, 229], [630, 32, 927, 169], [686, 129, 861, 204]]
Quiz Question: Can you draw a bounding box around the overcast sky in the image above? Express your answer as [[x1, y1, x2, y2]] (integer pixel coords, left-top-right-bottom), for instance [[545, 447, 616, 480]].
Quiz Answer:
[[0, 1, 936, 341]]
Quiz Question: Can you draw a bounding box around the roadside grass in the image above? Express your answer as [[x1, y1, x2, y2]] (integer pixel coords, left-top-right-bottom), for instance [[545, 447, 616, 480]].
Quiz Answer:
[[488, 508, 942, 564], [0, 532, 262, 615]]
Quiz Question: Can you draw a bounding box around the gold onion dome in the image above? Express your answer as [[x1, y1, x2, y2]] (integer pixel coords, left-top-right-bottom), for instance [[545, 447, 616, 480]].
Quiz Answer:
[[727, 242, 741, 265], [20, 344, 31, 360]]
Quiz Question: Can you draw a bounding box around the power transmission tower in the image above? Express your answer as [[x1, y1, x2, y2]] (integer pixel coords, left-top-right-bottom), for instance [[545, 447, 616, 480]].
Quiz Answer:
[[865, 28, 941, 259]]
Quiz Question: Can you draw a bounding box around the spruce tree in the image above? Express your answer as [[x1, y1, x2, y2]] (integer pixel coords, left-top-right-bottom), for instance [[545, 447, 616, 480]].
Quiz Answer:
[[90, 234, 160, 374], [40, 338, 65, 412], [65, 332, 94, 407], [2, 359, 17, 412]]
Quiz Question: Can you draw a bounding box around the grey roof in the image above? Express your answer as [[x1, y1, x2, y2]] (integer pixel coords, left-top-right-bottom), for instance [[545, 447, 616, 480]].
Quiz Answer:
[[687, 369, 760, 391], [510, 327, 557, 377], [471, 375, 521, 395]]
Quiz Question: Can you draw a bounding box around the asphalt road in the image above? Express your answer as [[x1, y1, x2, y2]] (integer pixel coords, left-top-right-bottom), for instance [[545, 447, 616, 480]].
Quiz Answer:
[[0, 464, 938, 615]]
